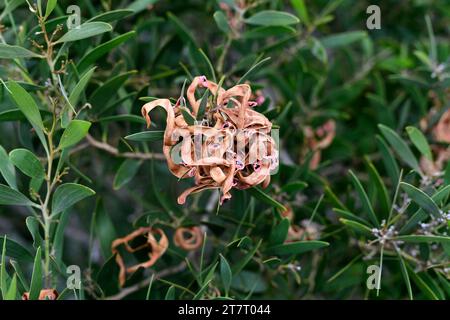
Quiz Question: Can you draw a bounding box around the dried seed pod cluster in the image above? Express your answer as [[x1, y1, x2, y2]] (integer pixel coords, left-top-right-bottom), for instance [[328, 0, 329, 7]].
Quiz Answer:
[[141, 76, 278, 205], [112, 226, 204, 286], [112, 227, 168, 287], [173, 226, 203, 250]]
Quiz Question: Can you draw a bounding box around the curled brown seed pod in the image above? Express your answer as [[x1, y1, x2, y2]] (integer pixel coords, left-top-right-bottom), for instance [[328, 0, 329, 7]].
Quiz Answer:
[[141, 76, 278, 205], [22, 289, 59, 300], [111, 227, 168, 287], [173, 226, 203, 250]]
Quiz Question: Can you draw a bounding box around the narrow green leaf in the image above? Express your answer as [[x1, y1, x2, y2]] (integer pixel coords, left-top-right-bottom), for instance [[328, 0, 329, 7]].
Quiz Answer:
[[406, 126, 432, 161], [77, 32, 136, 73], [26, 217, 42, 248], [68, 67, 96, 108], [393, 235, 450, 243], [0, 237, 33, 263], [9, 148, 45, 179], [238, 56, 271, 84], [219, 254, 232, 296], [29, 247, 42, 300], [290, 0, 310, 25], [280, 181, 307, 193], [269, 218, 290, 246], [213, 11, 231, 33], [265, 240, 329, 255], [376, 135, 400, 184], [340, 218, 373, 236], [55, 22, 112, 43], [87, 9, 134, 23], [127, 0, 158, 13], [349, 170, 379, 227], [4, 274, 17, 300], [94, 199, 117, 259], [245, 10, 300, 26], [247, 187, 286, 211], [125, 131, 164, 142], [44, 0, 57, 18], [378, 124, 421, 174], [400, 182, 440, 219], [51, 183, 95, 216], [0, 44, 42, 59], [0, 146, 17, 189], [113, 159, 142, 190], [0, 184, 36, 207], [321, 31, 367, 48], [364, 157, 390, 219], [5, 81, 48, 152], [396, 249, 413, 300], [58, 120, 91, 150], [0, 235, 7, 298]]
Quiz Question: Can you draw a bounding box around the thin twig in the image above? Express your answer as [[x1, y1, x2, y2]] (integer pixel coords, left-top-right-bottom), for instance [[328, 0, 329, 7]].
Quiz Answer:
[[85, 134, 165, 160], [105, 261, 188, 300]]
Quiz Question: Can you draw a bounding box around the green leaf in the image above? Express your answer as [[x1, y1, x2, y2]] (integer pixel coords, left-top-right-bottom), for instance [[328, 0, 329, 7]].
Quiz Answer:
[[349, 170, 379, 227], [113, 159, 142, 190], [51, 183, 95, 216], [77, 31, 136, 74], [55, 22, 112, 43], [0, 44, 42, 59], [321, 31, 367, 48], [125, 131, 164, 142], [247, 187, 286, 212], [401, 185, 450, 234], [44, 0, 57, 18], [396, 250, 413, 300], [406, 126, 432, 161], [340, 218, 373, 236], [364, 157, 390, 219], [378, 124, 421, 174], [0, 184, 36, 207], [214, 11, 231, 33], [10, 260, 29, 292], [0, 235, 7, 298], [219, 254, 232, 296], [0, 0, 26, 21], [376, 135, 400, 185], [0, 237, 33, 263], [238, 56, 271, 84], [5, 81, 48, 153], [58, 120, 91, 150], [245, 10, 300, 26], [393, 235, 450, 243], [231, 239, 261, 275], [281, 181, 308, 193], [9, 148, 45, 179], [4, 274, 17, 300], [91, 71, 137, 113], [5, 81, 45, 131], [400, 182, 440, 219], [127, 0, 159, 13], [290, 0, 310, 25], [87, 9, 134, 23], [265, 240, 329, 255], [94, 200, 117, 259], [242, 26, 296, 39], [29, 247, 42, 300], [333, 208, 369, 226], [164, 286, 175, 300], [0, 145, 17, 189], [269, 218, 290, 246], [26, 216, 42, 248], [68, 67, 96, 108]]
